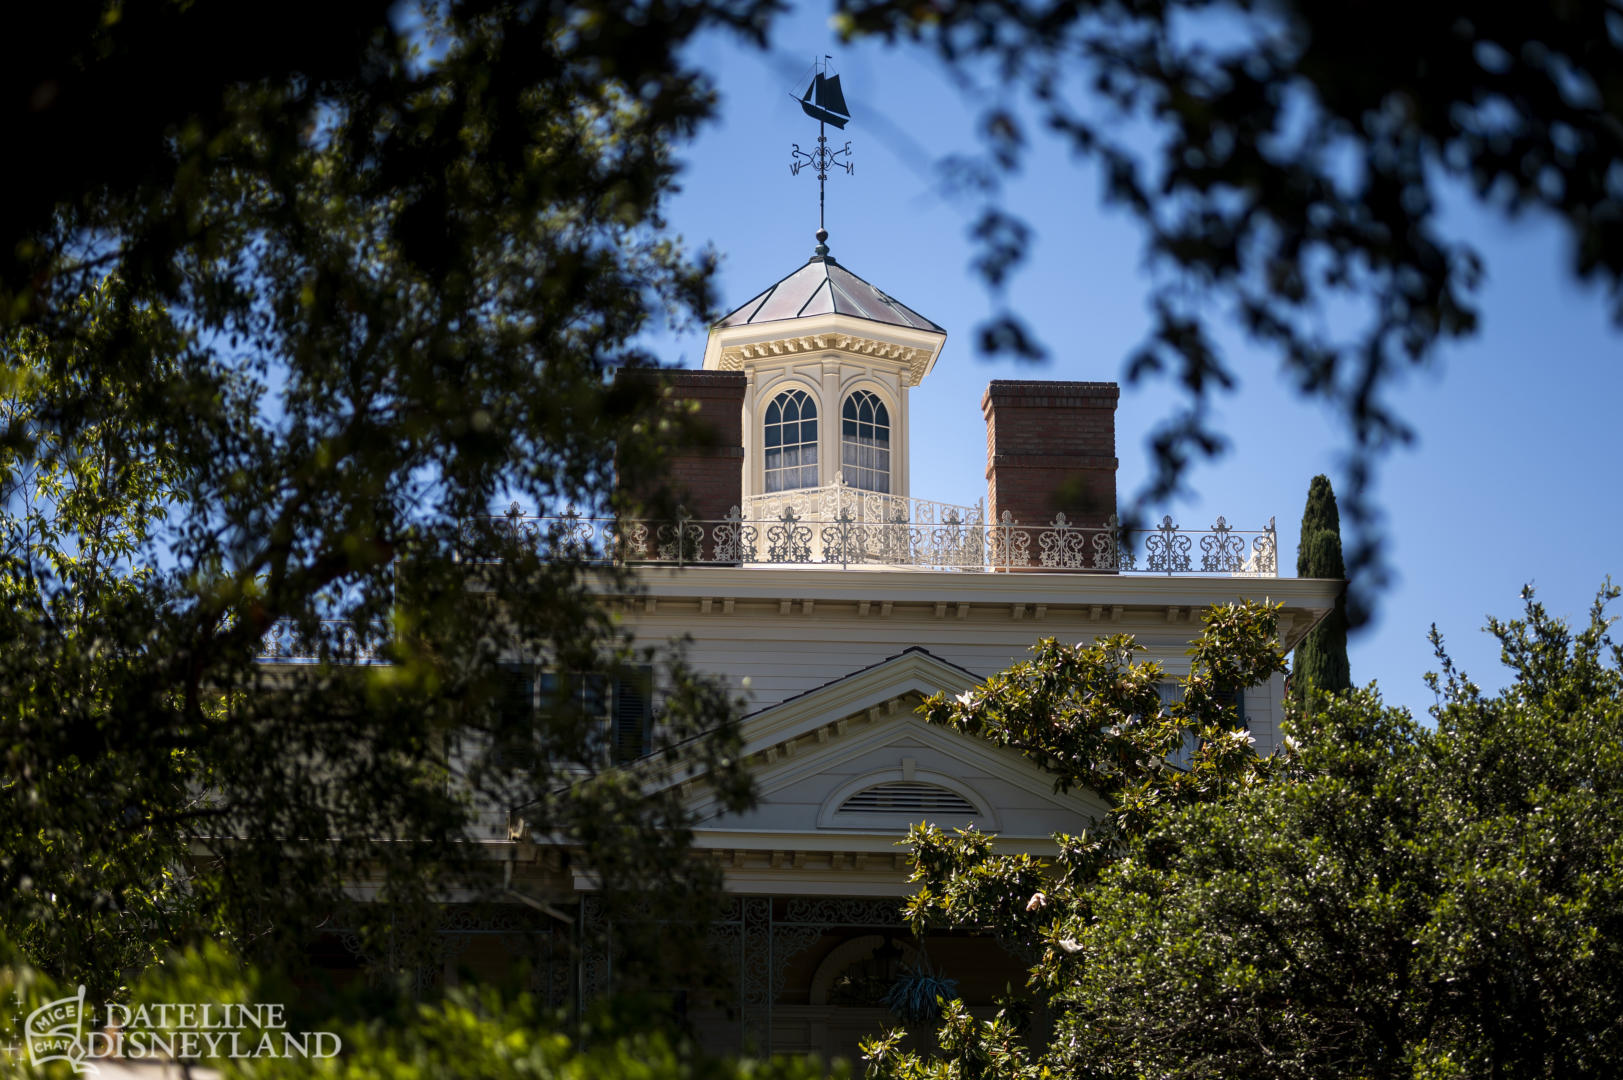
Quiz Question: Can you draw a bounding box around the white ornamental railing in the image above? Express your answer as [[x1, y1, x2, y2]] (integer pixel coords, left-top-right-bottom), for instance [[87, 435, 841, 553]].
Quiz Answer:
[[258, 509, 1276, 659], [744, 481, 984, 529], [461, 504, 1278, 576]]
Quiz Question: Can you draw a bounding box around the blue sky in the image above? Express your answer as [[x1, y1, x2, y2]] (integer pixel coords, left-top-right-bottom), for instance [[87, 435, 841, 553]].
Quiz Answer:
[[642, 6, 1623, 719]]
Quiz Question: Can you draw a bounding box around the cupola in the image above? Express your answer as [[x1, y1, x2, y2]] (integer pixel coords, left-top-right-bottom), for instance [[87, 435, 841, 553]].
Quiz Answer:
[[701, 240, 947, 504]]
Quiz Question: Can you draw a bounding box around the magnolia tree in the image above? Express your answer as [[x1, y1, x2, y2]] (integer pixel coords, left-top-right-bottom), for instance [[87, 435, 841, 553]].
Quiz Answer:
[[866, 588, 1623, 1080]]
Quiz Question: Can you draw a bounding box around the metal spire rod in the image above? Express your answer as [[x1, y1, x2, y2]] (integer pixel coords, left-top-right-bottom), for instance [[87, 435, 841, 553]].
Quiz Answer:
[[818, 118, 826, 232]]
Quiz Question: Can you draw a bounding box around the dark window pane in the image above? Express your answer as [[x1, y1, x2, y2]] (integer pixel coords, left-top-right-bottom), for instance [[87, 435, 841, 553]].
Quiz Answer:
[[498, 663, 536, 727]]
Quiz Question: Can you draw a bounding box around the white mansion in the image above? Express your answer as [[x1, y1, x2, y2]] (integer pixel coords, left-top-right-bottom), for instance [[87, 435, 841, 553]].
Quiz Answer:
[[262, 244, 1342, 1061]]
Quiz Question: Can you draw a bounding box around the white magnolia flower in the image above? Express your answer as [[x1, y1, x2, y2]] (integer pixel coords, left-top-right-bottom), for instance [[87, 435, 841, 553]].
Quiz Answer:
[[955, 691, 975, 707], [1026, 891, 1047, 912], [1059, 938, 1083, 954]]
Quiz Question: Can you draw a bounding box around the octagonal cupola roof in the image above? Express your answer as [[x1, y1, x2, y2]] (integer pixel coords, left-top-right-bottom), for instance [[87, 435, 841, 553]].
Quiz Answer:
[[715, 254, 944, 334], [702, 252, 947, 386]]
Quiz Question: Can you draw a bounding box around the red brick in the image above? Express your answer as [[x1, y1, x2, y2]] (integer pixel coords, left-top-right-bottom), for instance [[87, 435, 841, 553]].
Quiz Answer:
[[620, 371, 745, 560], [982, 379, 1119, 573]]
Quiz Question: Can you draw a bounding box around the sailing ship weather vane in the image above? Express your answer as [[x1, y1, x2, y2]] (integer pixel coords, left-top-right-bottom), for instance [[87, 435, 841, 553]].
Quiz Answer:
[[790, 56, 852, 258]]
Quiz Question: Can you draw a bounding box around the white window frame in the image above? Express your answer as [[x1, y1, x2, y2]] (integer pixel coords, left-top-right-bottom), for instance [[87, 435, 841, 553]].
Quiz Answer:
[[840, 388, 891, 493], [763, 388, 820, 493]]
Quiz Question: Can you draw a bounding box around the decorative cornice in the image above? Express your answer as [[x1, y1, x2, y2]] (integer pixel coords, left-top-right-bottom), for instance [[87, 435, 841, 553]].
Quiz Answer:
[[717, 333, 933, 385], [612, 566, 1338, 649]]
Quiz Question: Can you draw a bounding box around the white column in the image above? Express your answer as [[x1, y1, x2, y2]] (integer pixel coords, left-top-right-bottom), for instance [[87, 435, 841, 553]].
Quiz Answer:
[[895, 375, 910, 498], [741, 369, 757, 502], [819, 357, 841, 487]]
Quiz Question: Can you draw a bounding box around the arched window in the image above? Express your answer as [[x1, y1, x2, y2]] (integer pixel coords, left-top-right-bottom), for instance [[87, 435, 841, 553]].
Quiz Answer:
[[841, 390, 891, 493], [763, 389, 819, 493]]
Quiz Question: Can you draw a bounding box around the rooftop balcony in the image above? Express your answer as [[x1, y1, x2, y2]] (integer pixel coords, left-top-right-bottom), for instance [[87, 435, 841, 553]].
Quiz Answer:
[[256, 483, 1277, 661], [465, 483, 1278, 576]]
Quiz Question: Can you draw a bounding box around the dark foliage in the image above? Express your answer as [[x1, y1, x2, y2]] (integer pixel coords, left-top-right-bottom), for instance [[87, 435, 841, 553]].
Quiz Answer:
[[1293, 473, 1350, 706], [867, 587, 1623, 1080], [0, 0, 777, 997], [835, 0, 1623, 625]]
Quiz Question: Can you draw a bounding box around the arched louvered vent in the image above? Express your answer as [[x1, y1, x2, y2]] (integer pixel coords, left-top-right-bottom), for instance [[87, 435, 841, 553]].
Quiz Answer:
[[838, 782, 977, 815]]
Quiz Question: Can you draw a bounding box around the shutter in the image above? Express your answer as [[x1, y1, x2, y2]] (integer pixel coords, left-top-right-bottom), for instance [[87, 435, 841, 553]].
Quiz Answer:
[[495, 664, 538, 770], [612, 669, 652, 762]]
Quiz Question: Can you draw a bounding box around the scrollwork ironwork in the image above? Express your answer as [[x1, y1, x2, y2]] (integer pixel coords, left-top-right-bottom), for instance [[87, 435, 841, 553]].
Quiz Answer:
[[1199, 515, 1248, 573], [769, 924, 827, 1000], [1145, 515, 1193, 574], [268, 506, 1286, 663], [1037, 512, 1089, 569], [452, 507, 1277, 576], [782, 897, 907, 927], [820, 513, 865, 567], [711, 508, 743, 564], [1092, 515, 1124, 570], [766, 507, 813, 562], [257, 618, 385, 664]]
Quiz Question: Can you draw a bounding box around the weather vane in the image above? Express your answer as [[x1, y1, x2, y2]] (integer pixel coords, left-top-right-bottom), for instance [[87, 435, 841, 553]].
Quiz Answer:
[[790, 56, 852, 258]]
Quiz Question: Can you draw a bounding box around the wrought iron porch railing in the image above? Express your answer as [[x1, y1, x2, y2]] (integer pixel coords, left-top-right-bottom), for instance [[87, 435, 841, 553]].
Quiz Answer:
[[462, 505, 1278, 576]]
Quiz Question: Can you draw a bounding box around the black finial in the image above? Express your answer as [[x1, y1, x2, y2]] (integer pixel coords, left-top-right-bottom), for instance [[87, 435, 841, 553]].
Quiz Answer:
[[790, 57, 853, 256]]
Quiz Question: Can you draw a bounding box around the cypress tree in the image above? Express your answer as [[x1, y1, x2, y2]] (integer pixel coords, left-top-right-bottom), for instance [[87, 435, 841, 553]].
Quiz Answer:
[[1292, 475, 1350, 708]]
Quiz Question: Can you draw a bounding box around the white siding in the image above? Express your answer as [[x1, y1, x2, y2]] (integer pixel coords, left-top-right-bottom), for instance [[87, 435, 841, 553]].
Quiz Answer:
[[624, 601, 1288, 754]]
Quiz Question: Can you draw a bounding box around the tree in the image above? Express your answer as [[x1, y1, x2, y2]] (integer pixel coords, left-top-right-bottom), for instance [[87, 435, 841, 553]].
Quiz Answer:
[[863, 585, 1623, 1080], [14, 5, 1623, 633], [1292, 474, 1350, 708], [0, 281, 202, 990], [0, 1, 775, 998], [835, 0, 1623, 624]]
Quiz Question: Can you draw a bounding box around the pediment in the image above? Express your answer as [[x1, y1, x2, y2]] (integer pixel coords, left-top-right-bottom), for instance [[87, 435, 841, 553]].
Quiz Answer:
[[675, 648, 1108, 848]]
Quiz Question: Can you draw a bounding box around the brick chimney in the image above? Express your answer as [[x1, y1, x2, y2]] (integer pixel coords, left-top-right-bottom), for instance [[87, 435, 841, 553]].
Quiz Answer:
[[655, 370, 745, 517], [619, 370, 745, 560], [982, 380, 1119, 569]]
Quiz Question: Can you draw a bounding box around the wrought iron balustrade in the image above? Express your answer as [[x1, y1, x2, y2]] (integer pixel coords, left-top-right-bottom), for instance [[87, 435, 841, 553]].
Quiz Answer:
[[258, 618, 388, 664], [463, 504, 1277, 576], [257, 511, 1275, 660]]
